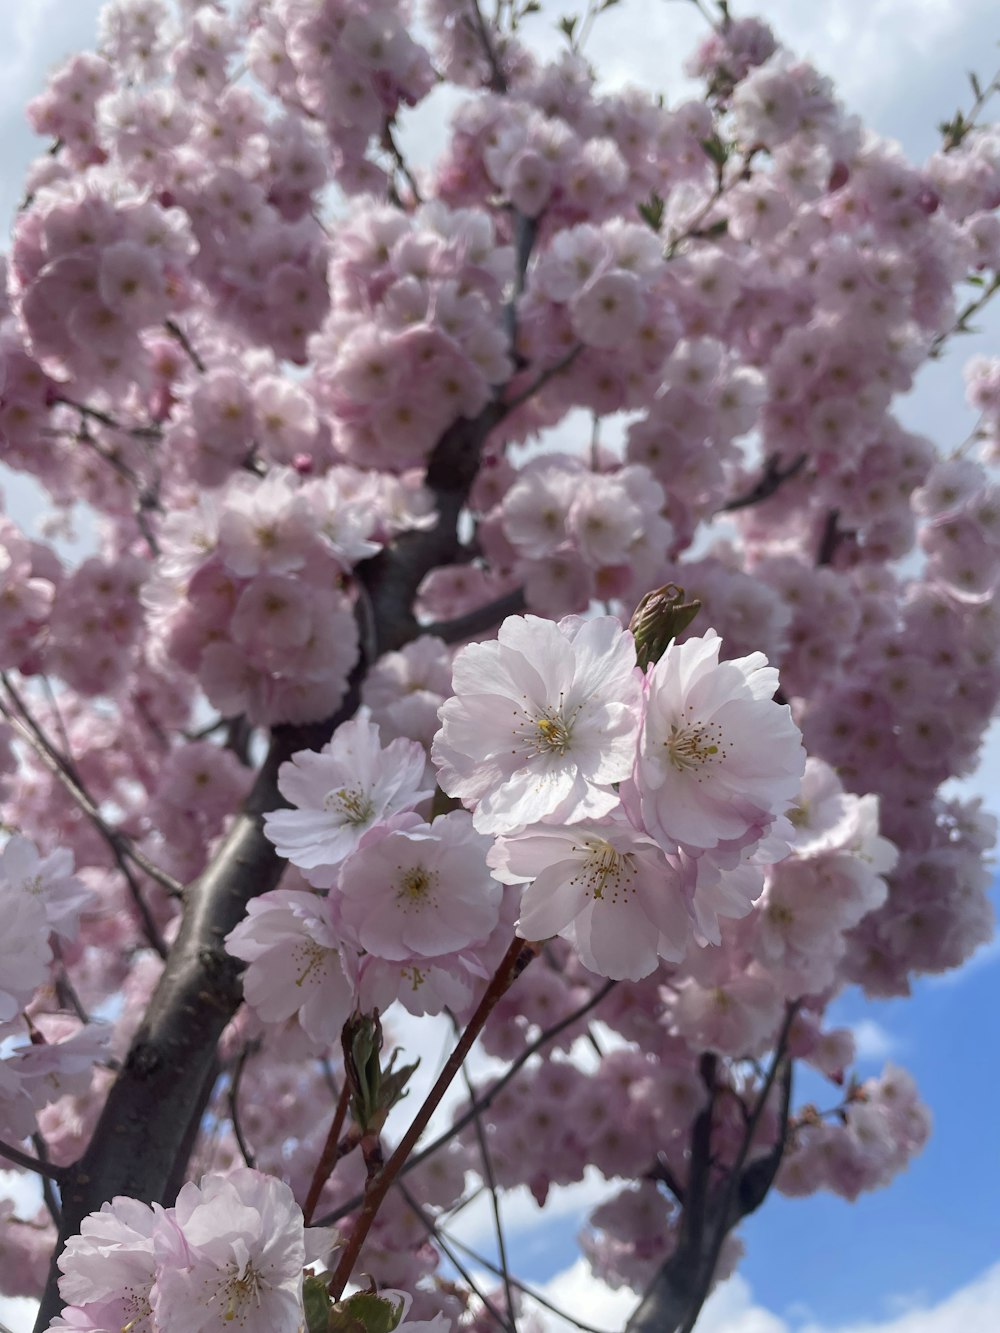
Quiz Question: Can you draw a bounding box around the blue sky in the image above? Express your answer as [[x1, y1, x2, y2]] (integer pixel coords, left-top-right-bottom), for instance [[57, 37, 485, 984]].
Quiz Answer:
[[0, 3, 998, 1332]]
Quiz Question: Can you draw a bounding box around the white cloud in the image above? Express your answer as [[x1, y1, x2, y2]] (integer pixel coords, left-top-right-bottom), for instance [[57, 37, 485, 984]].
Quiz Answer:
[[528, 1259, 1000, 1333], [849, 1019, 898, 1063], [0, 1294, 36, 1333]]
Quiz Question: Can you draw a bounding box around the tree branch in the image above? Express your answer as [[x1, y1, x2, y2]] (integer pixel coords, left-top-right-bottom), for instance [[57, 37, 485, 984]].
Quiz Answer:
[[424, 587, 526, 643], [35, 395, 513, 1329], [454, 1015, 517, 1332], [0, 1137, 66, 1182], [721, 453, 807, 512]]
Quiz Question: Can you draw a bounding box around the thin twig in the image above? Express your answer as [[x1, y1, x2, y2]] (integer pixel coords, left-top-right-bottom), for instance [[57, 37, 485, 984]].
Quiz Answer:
[[314, 977, 617, 1229], [0, 679, 183, 903], [398, 1182, 512, 1330], [52, 396, 163, 441], [303, 1075, 353, 1225], [453, 1014, 517, 1333], [469, 0, 508, 92], [228, 1041, 259, 1169], [0, 1137, 66, 1182], [382, 118, 422, 205], [0, 690, 173, 957], [502, 345, 583, 414], [165, 318, 206, 373], [444, 1231, 615, 1333], [929, 272, 1000, 357]]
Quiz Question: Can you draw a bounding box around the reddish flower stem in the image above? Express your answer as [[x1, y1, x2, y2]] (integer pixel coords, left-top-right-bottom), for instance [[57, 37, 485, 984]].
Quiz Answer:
[[327, 936, 538, 1297], [303, 1074, 352, 1226]]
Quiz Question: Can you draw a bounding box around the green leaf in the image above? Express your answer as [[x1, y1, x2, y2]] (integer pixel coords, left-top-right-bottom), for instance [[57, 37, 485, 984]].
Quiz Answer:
[[558, 15, 578, 41], [700, 135, 730, 168], [329, 1292, 407, 1333], [304, 1275, 334, 1333], [637, 192, 665, 233]]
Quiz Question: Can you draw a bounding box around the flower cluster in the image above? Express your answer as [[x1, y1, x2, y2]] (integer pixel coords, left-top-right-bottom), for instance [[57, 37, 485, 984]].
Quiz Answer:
[[51, 1169, 319, 1332], [230, 712, 505, 1026], [144, 466, 405, 725], [432, 614, 804, 979], [309, 200, 514, 469], [0, 0, 996, 1325], [0, 836, 100, 1144]]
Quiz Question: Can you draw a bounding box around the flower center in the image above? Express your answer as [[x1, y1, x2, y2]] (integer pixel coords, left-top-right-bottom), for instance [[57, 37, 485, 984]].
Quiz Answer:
[[577, 838, 636, 902], [324, 786, 375, 825], [534, 713, 573, 754], [225, 1260, 263, 1320], [400, 865, 436, 901], [664, 719, 724, 775], [293, 939, 328, 987]]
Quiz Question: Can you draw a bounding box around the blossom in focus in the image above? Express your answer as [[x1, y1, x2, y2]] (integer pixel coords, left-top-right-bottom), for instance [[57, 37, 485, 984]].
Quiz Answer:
[[263, 711, 432, 885], [338, 811, 501, 960], [628, 630, 805, 858], [224, 888, 354, 1044], [432, 614, 643, 835], [490, 817, 693, 980], [151, 1169, 308, 1332], [56, 1195, 160, 1333]]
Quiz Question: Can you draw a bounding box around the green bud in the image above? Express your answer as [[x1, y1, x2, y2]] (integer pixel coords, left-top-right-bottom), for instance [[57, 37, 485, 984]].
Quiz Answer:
[[342, 1013, 419, 1135], [628, 584, 701, 670]]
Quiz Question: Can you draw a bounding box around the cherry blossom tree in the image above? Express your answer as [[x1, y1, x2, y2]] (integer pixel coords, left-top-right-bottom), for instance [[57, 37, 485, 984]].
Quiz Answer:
[[0, 1, 998, 1331]]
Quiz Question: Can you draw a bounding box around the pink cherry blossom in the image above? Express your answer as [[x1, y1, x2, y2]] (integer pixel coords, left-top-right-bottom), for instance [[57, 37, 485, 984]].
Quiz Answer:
[[490, 818, 693, 980], [627, 630, 805, 857], [224, 889, 354, 1045], [263, 712, 432, 885], [151, 1169, 307, 1332], [338, 811, 501, 960], [433, 614, 643, 835]]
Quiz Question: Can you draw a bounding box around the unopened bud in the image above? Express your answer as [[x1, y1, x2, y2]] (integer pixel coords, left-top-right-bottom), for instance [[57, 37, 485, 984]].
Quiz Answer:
[[629, 584, 701, 670]]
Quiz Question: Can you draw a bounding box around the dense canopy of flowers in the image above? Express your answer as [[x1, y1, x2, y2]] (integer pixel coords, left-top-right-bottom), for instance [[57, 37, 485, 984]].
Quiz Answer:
[[0, 1, 997, 1331]]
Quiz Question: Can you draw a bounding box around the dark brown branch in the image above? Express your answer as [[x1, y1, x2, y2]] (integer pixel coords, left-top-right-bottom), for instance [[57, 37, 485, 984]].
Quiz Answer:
[[32, 1135, 62, 1227], [622, 1055, 716, 1333], [36, 393, 514, 1329], [303, 1074, 352, 1225], [424, 587, 526, 643], [817, 508, 842, 566], [721, 453, 807, 512], [676, 1006, 799, 1333], [397, 1182, 512, 1332], [0, 1137, 66, 1182], [228, 1041, 259, 1169], [469, 0, 508, 92], [165, 318, 206, 373]]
